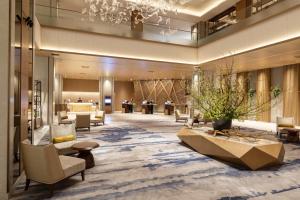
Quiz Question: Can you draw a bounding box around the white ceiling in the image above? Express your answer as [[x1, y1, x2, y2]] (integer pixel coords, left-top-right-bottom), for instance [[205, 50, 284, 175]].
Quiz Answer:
[[42, 52, 195, 80]]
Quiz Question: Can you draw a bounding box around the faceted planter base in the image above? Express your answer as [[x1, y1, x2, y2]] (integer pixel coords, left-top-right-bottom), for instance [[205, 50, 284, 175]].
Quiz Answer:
[[177, 128, 285, 170]]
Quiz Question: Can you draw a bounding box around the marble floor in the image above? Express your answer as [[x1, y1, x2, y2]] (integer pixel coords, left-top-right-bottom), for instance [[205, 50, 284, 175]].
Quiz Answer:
[[13, 113, 300, 200]]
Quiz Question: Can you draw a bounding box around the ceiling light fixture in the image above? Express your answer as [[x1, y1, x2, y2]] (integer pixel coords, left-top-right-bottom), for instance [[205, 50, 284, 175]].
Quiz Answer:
[[82, 0, 191, 34]]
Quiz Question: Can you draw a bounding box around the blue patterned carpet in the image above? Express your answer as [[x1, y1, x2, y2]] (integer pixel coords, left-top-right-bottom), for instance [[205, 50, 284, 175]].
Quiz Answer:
[[13, 113, 300, 200]]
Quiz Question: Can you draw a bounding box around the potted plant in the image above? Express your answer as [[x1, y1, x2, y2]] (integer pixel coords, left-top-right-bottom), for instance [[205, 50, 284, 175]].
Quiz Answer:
[[192, 66, 280, 131]]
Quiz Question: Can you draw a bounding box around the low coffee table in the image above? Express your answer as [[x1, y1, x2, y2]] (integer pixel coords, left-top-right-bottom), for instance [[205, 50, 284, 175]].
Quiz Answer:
[[282, 128, 300, 143], [72, 142, 100, 169]]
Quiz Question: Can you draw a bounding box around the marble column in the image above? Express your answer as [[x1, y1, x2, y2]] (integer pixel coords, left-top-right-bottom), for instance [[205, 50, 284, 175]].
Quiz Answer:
[[283, 64, 300, 125], [256, 69, 271, 122]]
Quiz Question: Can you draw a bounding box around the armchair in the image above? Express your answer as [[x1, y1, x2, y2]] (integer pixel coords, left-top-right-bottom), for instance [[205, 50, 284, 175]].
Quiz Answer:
[[276, 117, 295, 138], [58, 111, 73, 125], [175, 109, 188, 123], [50, 123, 78, 155], [192, 111, 212, 127], [21, 140, 85, 196], [76, 114, 91, 131], [91, 110, 105, 126]]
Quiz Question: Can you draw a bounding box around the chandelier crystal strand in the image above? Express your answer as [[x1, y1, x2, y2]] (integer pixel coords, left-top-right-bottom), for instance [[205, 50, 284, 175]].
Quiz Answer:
[[82, 0, 190, 34]]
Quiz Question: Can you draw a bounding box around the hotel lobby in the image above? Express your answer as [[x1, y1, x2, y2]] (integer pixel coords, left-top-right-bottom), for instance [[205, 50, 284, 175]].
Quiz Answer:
[[1, 0, 300, 199]]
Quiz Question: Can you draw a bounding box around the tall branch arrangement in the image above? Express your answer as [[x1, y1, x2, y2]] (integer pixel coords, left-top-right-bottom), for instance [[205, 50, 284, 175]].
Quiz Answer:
[[192, 65, 280, 121]]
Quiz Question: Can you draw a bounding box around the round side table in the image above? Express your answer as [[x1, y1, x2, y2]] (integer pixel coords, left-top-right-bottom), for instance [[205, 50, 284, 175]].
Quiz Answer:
[[72, 142, 100, 169]]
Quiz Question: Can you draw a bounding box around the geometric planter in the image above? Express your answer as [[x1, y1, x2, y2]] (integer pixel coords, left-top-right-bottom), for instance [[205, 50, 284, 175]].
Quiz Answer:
[[177, 127, 285, 170]]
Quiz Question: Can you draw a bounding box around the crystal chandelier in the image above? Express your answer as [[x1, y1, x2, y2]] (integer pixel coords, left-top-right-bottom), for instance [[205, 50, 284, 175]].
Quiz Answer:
[[82, 0, 189, 27]]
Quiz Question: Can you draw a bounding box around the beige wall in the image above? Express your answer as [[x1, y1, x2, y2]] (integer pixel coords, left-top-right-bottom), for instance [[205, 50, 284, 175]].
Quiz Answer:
[[38, 6, 300, 66], [40, 27, 198, 65], [114, 81, 134, 111], [198, 6, 300, 64]]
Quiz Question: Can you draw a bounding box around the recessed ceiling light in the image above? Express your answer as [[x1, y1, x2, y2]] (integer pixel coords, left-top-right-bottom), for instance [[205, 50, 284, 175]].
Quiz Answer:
[[81, 65, 90, 69]]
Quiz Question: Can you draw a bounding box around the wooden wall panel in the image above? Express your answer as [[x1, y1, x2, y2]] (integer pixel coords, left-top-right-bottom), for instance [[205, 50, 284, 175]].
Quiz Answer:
[[134, 79, 190, 112], [256, 69, 271, 122], [283, 64, 300, 125], [63, 78, 99, 92], [114, 81, 134, 111]]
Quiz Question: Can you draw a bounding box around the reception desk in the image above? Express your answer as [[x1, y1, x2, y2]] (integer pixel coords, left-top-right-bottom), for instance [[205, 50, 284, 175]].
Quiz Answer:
[[67, 103, 96, 112], [122, 103, 133, 113], [164, 104, 175, 115], [142, 104, 156, 114]]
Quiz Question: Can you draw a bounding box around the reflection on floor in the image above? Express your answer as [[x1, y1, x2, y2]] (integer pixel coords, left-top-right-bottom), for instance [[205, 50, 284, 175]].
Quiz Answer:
[[13, 113, 300, 200]]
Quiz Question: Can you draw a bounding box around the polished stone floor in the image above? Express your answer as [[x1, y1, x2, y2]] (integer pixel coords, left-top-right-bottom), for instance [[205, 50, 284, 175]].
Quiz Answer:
[[13, 113, 300, 200]]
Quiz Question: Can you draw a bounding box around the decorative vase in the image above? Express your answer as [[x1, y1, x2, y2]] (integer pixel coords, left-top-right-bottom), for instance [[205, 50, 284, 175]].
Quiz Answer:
[[212, 119, 232, 131]]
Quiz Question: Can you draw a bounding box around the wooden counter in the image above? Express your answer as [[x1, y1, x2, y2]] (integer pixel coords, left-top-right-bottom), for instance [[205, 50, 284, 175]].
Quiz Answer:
[[141, 104, 156, 114], [67, 103, 96, 112], [122, 103, 133, 113]]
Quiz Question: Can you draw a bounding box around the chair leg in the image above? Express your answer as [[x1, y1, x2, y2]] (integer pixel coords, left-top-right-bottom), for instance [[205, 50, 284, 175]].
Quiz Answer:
[[47, 184, 54, 197], [25, 179, 30, 191], [81, 171, 85, 181]]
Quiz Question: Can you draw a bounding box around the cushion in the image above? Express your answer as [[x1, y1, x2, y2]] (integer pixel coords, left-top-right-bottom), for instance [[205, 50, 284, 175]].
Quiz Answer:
[[54, 140, 79, 155], [51, 124, 76, 139], [95, 111, 104, 119], [59, 156, 85, 177], [91, 118, 102, 123], [61, 116, 68, 120], [53, 134, 75, 144], [278, 124, 294, 128]]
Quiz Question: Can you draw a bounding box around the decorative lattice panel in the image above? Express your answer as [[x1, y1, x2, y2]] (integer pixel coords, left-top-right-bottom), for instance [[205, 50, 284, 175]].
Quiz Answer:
[[133, 79, 191, 112]]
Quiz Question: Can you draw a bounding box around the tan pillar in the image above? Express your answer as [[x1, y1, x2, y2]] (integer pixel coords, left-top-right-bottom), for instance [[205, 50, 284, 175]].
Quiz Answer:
[[0, 0, 14, 198], [237, 72, 249, 118], [283, 64, 300, 125], [256, 69, 271, 122]]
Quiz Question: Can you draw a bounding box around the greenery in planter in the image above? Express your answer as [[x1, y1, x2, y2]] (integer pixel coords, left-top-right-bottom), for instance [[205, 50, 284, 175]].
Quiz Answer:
[[192, 66, 281, 122]]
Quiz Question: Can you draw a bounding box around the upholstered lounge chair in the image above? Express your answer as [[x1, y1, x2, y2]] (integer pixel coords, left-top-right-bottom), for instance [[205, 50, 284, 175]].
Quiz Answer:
[[191, 111, 211, 127], [51, 123, 79, 155], [175, 109, 188, 123], [276, 117, 295, 138], [21, 140, 85, 196], [76, 114, 91, 131], [58, 111, 73, 125], [91, 110, 105, 126]]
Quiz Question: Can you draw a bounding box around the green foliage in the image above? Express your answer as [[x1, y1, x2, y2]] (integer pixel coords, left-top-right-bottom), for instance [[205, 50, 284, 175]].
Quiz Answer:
[[192, 67, 280, 121]]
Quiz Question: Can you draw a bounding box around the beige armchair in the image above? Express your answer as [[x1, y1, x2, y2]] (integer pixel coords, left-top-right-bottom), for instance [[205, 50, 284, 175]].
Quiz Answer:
[[21, 140, 85, 196], [175, 109, 188, 123], [76, 114, 91, 131], [58, 111, 73, 125], [191, 111, 212, 127], [51, 123, 78, 155], [91, 110, 105, 126], [276, 117, 295, 138]]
